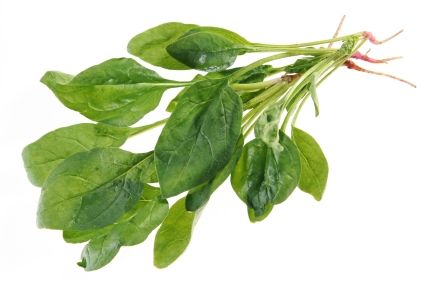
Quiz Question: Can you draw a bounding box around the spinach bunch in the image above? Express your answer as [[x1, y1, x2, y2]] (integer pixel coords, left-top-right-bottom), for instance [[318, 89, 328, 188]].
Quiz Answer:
[[23, 21, 414, 270]]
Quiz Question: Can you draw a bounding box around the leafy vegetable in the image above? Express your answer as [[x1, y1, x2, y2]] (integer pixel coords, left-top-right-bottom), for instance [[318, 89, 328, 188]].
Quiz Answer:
[[292, 127, 328, 200], [37, 148, 154, 230], [41, 58, 188, 126], [22, 123, 130, 187], [155, 79, 242, 198], [23, 21, 415, 270], [128, 22, 199, 70], [154, 198, 197, 268]]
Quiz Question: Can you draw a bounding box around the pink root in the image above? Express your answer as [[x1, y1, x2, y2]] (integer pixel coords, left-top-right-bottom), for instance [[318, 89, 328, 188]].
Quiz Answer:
[[344, 60, 416, 88], [363, 30, 404, 44], [351, 51, 403, 64]]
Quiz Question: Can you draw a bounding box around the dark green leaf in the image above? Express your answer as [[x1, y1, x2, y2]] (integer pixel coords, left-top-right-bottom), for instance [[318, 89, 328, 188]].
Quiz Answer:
[[165, 74, 205, 113], [155, 79, 242, 198], [63, 225, 113, 244], [284, 56, 322, 74], [292, 127, 328, 201], [22, 123, 130, 187], [37, 148, 153, 230], [154, 198, 197, 268], [186, 135, 244, 211], [78, 234, 121, 271], [127, 22, 198, 70], [231, 132, 301, 222], [166, 32, 249, 72], [41, 58, 183, 126]]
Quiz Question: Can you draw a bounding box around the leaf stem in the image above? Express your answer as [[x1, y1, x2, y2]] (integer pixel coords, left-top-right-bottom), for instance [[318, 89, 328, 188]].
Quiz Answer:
[[231, 77, 281, 91], [129, 118, 168, 136]]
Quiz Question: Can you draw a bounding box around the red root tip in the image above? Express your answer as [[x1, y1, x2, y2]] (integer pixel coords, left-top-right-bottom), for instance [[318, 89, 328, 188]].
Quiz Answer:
[[344, 60, 416, 88], [363, 30, 404, 44], [351, 52, 403, 64]]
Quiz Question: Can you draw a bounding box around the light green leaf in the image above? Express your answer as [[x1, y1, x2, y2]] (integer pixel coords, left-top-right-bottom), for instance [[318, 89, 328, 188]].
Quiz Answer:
[[155, 79, 242, 198], [78, 234, 121, 271], [37, 148, 153, 230], [22, 123, 130, 187], [154, 198, 197, 268], [292, 127, 328, 201], [41, 58, 184, 126], [128, 22, 198, 70]]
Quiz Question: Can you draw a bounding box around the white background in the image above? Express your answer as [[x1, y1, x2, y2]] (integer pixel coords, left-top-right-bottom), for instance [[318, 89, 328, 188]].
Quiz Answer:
[[1, 0, 424, 281]]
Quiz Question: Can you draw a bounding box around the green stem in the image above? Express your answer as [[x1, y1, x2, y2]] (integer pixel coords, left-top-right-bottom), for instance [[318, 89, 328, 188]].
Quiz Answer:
[[232, 77, 281, 91], [244, 81, 291, 110], [129, 118, 168, 136], [251, 32, 362, 49]]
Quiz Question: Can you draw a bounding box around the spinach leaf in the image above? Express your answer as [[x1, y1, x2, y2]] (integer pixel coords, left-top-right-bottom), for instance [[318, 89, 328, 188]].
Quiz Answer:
[[292, 127, 328, 201], [186, 135, 244, 211], [128, 22, 198, 70], [22, 123, 130, 187], [166, 32, 249, 72], [284, 56, 322, 74], [41, 58, 184, 126], [231, 132, 301, 222], [78, 234, 121, 271], [155, 79, 242, 198], [180, 26, 250, 45], [73, 185, 168, 271], [37, 148, 154, 230], [111, 185, 169, 246], [154, 198, 197, 268]]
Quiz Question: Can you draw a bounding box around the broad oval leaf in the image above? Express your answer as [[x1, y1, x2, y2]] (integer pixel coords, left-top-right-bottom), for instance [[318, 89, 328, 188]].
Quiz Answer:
[[41, 58, 182, 126], [22, 123, 130, 187], [78, 234, 121, 271], [154, 198, 196, 268], [180, 26, 250, 45], [37, 148, 153, 230], [231, 132, 301, 222], [292, 127, 328, 201], [166, 32, 249, 72], [155, 79, 242, 198], [127, 22, 198, 70], [186, 135, 244, 211]]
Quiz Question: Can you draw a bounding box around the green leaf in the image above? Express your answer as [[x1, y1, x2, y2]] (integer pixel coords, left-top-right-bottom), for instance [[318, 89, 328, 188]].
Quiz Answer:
[[127, 22, 198, 70], [37, 148, 153, 230], [154, 198, 197, 268], [41, 58, 184, 126], [165, 74, 205, 113], [111, 185, 169, 246], [231, 132, 301, 222], [155, 79, 242, 198], [78, 234, 121, 271], [22, 123, 130, 187], [292, 127, 328, 201], [186, 135, 244, 211], [284, 56, 322, 74], [166, 31, 249, 72], [63, 225, 113, 244], [181, 26, 250, 45]]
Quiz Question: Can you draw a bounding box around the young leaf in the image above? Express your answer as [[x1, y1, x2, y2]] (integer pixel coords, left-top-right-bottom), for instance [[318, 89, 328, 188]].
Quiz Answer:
[[155, 79, 242, 198], [284, 56, 322, 74], [231, 132, 301, 222], [186, 135, 244, 211], [292, 127, 328, 201], [154, 198, 197, 268], [37, 148, 153, 230], [166, 32, 249, 72], [22, 123, 130, 187], [41, 58, 185, 126], [63, 225, 113, 244], [78, 234, 121, 271], [128, 22, 198, 70]]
